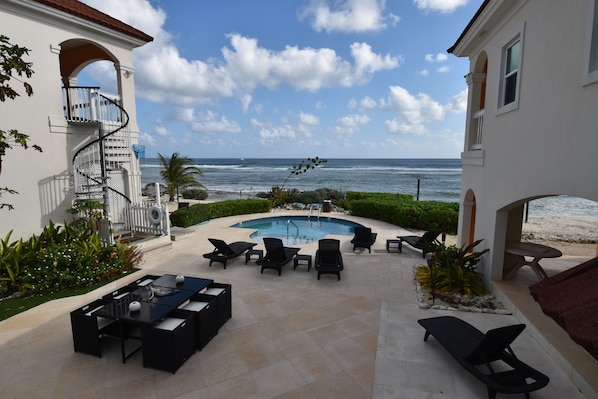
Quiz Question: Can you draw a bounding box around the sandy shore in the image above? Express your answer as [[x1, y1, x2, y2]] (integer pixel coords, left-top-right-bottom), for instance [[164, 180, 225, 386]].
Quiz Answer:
[[163, 200, 598, 257], [521, 216, 598, 257]]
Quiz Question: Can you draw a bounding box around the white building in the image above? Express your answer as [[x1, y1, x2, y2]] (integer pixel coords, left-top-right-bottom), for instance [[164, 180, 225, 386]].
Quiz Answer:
[[450, 0, 598, 285], [0, 0, 159, 241]]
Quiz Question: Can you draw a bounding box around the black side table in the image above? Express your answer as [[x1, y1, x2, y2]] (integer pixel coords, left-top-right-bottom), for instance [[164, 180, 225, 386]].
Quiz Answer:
[[386, 239, 402, 253], [293, 254, 312, 271], [245, 249, 263, 264]]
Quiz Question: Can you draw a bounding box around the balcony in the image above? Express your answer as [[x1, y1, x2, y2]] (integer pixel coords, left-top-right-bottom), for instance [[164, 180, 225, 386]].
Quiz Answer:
[[470, 109, 484, 150], [62, 86, 122, 124]]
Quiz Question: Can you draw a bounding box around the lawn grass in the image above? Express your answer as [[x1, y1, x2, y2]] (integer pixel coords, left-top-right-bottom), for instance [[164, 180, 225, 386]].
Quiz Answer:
[[0, 285, 102, 321], [0, 270, 139, 322]]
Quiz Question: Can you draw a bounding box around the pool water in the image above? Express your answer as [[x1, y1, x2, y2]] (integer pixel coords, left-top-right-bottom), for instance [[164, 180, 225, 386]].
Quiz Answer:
[[230, 216, 363, 245]]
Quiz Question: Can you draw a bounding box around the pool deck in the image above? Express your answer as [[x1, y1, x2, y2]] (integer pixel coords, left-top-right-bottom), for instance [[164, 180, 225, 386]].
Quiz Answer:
[[0, 210, 596, 398]]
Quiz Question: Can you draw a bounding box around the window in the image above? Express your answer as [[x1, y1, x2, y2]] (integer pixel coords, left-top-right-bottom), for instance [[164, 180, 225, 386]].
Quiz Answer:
[[503, 40, 520, 105], [583, 0, 598, 85], [498, 29, 523, 114]]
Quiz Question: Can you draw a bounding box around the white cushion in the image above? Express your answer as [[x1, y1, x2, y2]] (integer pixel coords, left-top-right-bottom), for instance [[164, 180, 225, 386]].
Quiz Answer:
[[84, 305, 104, 316], [155, 317, 185, 331], [182, 301, 209, 312], [205, 287, 225, 296]]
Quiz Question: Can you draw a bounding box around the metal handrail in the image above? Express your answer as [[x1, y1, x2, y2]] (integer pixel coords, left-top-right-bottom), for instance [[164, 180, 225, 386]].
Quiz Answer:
[[308, 204, 321, 219], [287, 219, 299, 240]]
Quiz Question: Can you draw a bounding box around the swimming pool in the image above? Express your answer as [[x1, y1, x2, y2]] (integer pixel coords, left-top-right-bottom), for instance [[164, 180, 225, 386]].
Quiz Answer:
[[230, 216, 363, 245]]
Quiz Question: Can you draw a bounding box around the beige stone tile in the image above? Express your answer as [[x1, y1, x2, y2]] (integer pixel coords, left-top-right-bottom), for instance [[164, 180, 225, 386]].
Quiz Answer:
[[237, 339, 287, 370], [251, 359, 306, 398]]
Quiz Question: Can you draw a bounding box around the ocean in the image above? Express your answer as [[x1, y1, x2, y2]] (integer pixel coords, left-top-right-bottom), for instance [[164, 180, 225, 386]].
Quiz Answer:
[[140, 158, 598, 218]]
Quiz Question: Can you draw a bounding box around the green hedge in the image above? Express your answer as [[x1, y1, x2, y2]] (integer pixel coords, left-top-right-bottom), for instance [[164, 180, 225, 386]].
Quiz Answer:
[[170, 199, 272, 227], [346, 191, 459, 234]]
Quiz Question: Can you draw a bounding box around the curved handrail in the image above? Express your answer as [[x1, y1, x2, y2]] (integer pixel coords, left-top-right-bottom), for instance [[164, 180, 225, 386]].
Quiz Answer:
[[71, 93, 132, 204], [287, 219, 299, 240]]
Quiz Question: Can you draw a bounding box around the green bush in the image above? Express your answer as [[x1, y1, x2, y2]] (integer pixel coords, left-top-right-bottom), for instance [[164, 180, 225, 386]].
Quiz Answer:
[[415, 240, 489, 297], [0, 222, 142, 298], [346, 191, 458, 233], [170, 199, 272, 227], [182, 188, 208, 200], [295, 190, 322, 204]]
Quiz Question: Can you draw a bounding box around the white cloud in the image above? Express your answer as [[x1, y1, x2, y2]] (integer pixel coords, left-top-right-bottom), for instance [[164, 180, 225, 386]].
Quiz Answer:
[[258, 124, 297, 143], [240, 94, 252, 114], [299, 112, 319, 126], [384, 86, 445, 135], [418, 69, 430, 76], [360, 96, 377, 109], [413, 0, 469, 14], [425, 52, 448, 62], [299, 0, 400, 33], [437, 65, 450, 73], [82, 1, 401, 107], [335, 113, 370, 135], [445, 89, 468, 113], [222, 35, 401, 92], [155, 125, 171, 137], [173, 109, 241, 133]]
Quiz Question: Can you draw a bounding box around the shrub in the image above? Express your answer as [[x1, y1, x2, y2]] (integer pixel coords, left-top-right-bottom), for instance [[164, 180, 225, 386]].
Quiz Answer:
[[182, 188, 208, 200], [346, 191, 458, 233], [170, 199, 271, 227], [415, 239, 489, 298], [0, 222, 142, 298], [295, 190, 322, 204]]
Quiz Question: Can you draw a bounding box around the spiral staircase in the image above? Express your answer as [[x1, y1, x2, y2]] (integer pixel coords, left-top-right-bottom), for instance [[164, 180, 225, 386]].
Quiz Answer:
[[65, 87, 134, 243]]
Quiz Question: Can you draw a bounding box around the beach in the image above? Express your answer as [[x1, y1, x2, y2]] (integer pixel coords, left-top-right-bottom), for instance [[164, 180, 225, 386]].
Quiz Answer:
[[521, 216, 598, 257]]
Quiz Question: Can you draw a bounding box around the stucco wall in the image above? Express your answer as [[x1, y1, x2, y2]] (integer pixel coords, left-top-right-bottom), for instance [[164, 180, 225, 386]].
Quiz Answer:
[[457, 0, 598, 284], [0, 3, 143, 239]]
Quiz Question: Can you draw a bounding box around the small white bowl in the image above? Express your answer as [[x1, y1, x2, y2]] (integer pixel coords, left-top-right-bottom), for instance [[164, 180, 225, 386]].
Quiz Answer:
[[175, 275, 185, 283], [128, 301, 141, 312]]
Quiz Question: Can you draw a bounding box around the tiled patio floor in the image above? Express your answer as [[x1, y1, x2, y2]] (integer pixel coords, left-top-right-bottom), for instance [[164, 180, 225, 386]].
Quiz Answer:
[[0, 211, 595, 398]]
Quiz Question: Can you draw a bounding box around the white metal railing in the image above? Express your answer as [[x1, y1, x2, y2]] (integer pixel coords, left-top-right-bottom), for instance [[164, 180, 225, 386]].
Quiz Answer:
[[470, 109, 484, 150], [62, 87, 122, 123], [130, 202, 170, 236]]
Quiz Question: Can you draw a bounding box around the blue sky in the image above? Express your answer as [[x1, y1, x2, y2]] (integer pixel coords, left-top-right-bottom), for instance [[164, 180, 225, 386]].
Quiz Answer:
[[81, 0, 482, 159]]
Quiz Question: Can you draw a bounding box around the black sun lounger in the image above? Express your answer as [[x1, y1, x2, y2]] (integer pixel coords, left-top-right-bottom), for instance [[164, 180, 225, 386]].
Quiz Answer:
[[417, 316, 549, 399], [257, 237, 300, 276], [203, 238, 256, 269]]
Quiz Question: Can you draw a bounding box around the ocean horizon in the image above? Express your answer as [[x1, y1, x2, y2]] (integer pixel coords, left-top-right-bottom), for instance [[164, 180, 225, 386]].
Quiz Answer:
[[140, 158, 598, 218]]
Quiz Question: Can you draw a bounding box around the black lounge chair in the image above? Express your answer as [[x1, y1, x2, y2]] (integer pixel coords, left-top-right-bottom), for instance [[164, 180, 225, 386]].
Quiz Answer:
[[257, 237, 300, 276], [418, 316, 549, 399], [397, 230, 442, 258], [203, 238, 256, 269], [351, 226, 377, 252], [315, 239, 344, 280]]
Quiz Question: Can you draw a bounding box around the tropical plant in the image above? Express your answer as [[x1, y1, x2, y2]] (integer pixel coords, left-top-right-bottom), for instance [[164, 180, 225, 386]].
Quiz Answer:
[[416, 239, 490, 298], [0, 35, 42, 210], [281, 156, 327, 190], [158, 152, 204, 202], [67, 199, 104, 234]]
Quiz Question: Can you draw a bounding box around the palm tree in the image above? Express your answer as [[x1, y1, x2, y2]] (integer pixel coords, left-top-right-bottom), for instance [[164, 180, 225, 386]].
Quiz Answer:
[[157, 152, 204, 202]]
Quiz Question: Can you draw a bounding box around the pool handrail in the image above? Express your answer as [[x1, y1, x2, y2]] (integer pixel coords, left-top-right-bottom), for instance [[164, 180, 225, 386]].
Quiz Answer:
[[287, 219, 299, 240]]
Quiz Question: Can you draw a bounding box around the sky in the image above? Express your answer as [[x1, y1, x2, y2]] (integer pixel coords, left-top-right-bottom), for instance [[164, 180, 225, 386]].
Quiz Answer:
[[80, 0, 483, 159]]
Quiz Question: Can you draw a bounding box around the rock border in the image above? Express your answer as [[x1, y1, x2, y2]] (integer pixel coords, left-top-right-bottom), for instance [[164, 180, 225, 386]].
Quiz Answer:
[[413, 267, 512, 315]]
